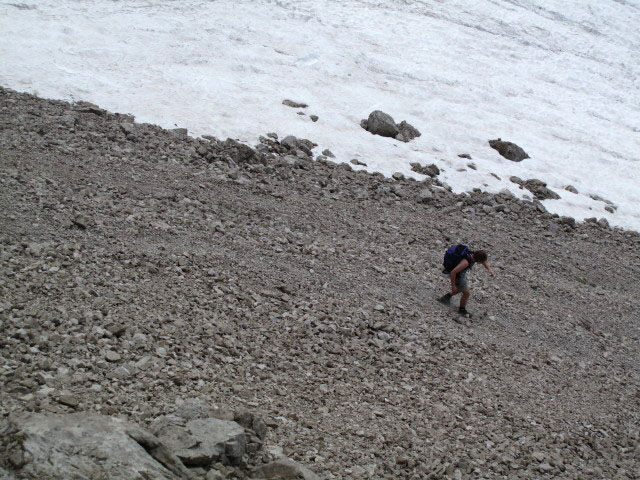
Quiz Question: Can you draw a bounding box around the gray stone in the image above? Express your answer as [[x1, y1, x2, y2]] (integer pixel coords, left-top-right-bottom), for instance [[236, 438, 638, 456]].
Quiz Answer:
[[170, 128, 188, 138], [113, 366, 131, 378], [418, 188, 434, 204], [395, 120, 421, 142], [521, 179, 560, 200], [488, 138, 529, 162], [205, 470, 224, 480], [322, 149, 335, 158], [281, 136, 300, 151], [410, 162, 440, 177], [282, 99, 308, 108], [310, 115, 319, 122], [361, 110, 399, 138], [223, 138, 260, 164], [152, 416, 246, 468], [234, 409, 268, 440], [252, 458, 321, 480], [105, 350, 121, 362], [175, 398, 216, 421], [120, 122, 137, 136], [0, 412, 193, 480], [0, 466, 17, 480]]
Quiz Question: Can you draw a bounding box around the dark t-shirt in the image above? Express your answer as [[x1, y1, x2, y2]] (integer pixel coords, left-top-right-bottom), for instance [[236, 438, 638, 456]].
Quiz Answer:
[[457, 254, 474, 279]]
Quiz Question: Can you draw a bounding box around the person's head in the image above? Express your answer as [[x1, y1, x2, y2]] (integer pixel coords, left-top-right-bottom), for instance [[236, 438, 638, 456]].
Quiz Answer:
[[472, 250, 488, 263]]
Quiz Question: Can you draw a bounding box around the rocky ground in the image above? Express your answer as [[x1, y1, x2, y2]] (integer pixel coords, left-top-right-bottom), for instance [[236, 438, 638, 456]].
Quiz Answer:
[[0, 86, 639, 479]]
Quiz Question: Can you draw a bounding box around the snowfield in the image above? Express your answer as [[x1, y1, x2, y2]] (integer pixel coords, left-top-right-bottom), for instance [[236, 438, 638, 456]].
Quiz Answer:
[[1, 0, 639, 229]]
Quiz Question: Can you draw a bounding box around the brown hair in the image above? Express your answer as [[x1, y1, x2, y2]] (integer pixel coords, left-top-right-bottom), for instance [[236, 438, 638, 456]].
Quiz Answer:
[[473, 250, 488, 263]]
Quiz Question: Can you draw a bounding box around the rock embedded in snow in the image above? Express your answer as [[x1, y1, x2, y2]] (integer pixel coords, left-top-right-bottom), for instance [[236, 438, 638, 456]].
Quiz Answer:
[[360, 110, 399, 138], [282, 99, 308, 108], [395, 120, 421, 142], [488, 138, 530, 162], [360, 111, 420, 142], [322, 149, 335, 158]]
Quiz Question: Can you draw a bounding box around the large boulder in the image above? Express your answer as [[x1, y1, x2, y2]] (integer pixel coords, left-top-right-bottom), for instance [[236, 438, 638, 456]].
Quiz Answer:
[[488, 138, 529, 162], [0, 412, 193, 480], [360, 110, 399, 138], [151, 415, 246, 468]]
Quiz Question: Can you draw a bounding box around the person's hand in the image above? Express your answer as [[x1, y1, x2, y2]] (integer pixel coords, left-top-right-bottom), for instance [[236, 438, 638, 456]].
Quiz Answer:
[[488, 269, 494, 277], [450, 285, 458, 295]]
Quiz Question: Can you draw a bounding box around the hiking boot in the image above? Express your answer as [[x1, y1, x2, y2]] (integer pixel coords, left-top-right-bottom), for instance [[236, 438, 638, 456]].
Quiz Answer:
[[438, 293, 452, 305], [458, 308, 473, 318]]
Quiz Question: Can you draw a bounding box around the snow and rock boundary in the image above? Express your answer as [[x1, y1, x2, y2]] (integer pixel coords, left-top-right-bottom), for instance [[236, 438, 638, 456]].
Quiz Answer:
[[1, 88, 639, 479]]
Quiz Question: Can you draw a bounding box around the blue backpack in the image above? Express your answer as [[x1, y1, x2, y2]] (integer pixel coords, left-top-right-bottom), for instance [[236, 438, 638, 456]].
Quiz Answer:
[[443, 244, 472, 271]]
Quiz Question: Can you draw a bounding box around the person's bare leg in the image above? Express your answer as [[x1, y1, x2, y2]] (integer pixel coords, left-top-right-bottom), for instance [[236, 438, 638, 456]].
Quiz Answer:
[[459, 290, 470, 309]]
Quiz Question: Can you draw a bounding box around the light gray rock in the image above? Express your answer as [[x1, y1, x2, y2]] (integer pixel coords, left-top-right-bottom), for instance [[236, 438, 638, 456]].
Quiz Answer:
[[0, 467, 17, 480], [0, 412, 193, 480], [418, 188, 434, 204], [281, 136, 300, 151], [152, 416, 246, 467], [252, 457, 321, 480], [175, 398, 216, 421]]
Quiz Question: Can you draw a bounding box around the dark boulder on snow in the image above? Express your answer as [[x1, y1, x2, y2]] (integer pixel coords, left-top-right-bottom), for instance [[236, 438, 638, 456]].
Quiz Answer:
[[361, 110, 399, 138], [488, 138, 529, 162], [361, 111, 421, 143]]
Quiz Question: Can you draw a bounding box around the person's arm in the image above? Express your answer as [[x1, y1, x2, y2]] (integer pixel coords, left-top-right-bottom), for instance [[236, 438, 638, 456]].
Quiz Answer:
[[482, 260, 494, 277], [449, 259, 469, 294]]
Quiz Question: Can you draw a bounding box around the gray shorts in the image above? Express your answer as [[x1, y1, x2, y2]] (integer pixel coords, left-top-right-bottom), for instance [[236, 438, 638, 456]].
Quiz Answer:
[[455, 271, 470, 292]]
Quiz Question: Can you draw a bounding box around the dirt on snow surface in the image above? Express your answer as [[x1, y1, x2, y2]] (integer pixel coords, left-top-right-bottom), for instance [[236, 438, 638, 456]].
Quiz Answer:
[[0, 87, 639, 479]]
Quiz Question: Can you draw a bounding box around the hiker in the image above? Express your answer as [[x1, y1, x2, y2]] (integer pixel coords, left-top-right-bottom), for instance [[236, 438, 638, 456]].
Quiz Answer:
[[438, 244, 493, 317]]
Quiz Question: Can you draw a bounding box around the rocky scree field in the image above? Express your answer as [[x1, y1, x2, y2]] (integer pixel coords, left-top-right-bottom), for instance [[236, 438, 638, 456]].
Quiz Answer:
[[0, 87, 639, 479]]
